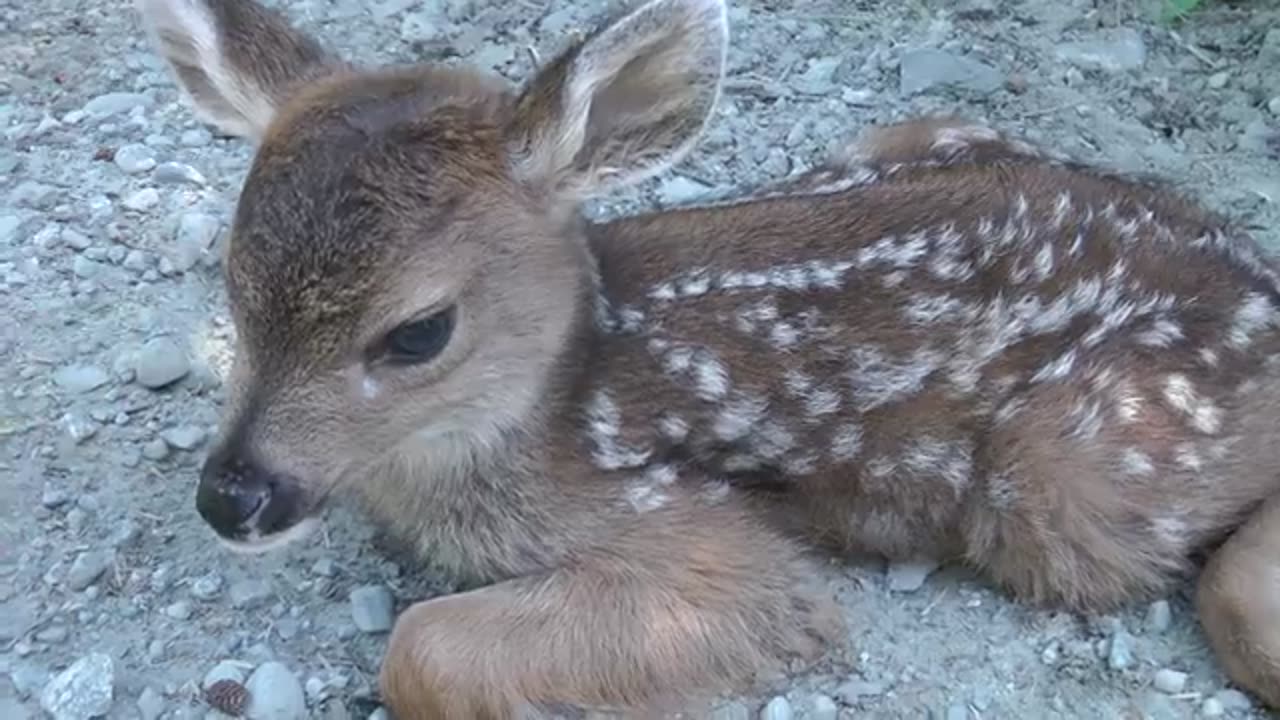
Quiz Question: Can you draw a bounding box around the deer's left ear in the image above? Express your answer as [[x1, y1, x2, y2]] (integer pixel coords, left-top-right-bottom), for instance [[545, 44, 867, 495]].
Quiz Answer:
[[504, 0, 729, 197]]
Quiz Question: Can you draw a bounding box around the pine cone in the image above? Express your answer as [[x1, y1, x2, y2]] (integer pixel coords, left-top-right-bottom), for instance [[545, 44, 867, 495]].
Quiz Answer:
[[205, 678, 250, 717]]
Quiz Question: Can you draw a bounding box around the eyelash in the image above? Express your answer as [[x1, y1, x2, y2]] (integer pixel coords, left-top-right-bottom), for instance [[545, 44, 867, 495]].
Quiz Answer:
[[375, 306, 457, 366]]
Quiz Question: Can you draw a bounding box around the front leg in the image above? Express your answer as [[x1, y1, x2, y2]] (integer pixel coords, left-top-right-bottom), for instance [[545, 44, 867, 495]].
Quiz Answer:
[[378, 499, 844, 719]]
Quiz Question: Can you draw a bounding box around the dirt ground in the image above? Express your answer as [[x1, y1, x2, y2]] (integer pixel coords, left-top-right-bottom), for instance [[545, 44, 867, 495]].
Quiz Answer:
[[3, 0, 1280, 718]]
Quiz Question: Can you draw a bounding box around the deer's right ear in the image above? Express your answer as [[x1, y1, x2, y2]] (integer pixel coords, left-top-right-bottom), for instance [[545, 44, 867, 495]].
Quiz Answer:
[[135, 0, 343, 140]]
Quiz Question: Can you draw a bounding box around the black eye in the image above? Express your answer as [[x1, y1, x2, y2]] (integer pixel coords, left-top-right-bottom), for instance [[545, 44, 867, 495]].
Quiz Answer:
[[382, 307, 456, 365]]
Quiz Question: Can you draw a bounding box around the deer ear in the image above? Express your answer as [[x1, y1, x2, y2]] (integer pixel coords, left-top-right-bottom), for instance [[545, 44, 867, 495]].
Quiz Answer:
[[135, 0, 344, 140], [504, 0, 728, 197]]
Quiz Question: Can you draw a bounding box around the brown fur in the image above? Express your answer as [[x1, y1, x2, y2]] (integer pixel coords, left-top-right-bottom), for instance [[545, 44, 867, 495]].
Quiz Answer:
[[136, 0, 1280, 716]]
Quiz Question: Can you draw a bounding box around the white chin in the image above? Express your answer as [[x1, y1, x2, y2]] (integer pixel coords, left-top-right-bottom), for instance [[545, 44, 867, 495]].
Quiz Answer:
[[216, 516, 322, 555]]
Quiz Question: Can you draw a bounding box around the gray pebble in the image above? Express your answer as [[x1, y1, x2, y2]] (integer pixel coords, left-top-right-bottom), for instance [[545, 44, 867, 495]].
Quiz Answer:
[[154, 161, 207, 186], [36, 625, 69, 643], [1212, 689, 1251, 711], [137, 687, 166, 720], [1200, 697, 1224, 717], [179, 128, 213, 147], [41, 486, 71, 509], [163, 601, 193, 620], [1207, 71, 1230, 90], [123, 249, 150, 272], [83, 92, 152, 117], [807, 694, 838, 720], [656, 175, 712, 206], [39, 653, 115, 720], [66, 549, 114, 591], [72, 255, 103, 279], [1107, 630, 1134, 671], [759, 696, 792, 720], [161, 425, 207, 451], [792, 56, 841, 95], [113, 144, 156, 175], [54, 365, 111, 394], [61, 412, 98, 444], [1055, 28, 1147, 73], [230, 578, 273, 609], [1144, 600, 1171, 633], [190, 572, 223, 600], [61, 227, 92, 250], [367, 710, 389, 720], [886, 558, 938, 592], [899, 48, 1003, 96], [141, 438, 170, 461], [122, 188, 160, 212], [0, 213, 23, 244], [133, 337, 190, 389], [349, 584, 395, 633], [944, 704, 969, 720], [1152, 668, 1187, 694], [245, 661, 307, 720], [171, 212, 222, 271], [203, 660, 252, 689], [10, 181, 58, 209]]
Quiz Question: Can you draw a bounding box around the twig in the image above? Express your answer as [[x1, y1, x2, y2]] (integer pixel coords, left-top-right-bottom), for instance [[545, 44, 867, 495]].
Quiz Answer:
[[1168, 29, 1221, 69]]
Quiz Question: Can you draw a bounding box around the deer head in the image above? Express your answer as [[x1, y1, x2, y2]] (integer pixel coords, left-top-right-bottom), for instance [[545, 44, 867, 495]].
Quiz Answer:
[[135, 0, 729, 551]]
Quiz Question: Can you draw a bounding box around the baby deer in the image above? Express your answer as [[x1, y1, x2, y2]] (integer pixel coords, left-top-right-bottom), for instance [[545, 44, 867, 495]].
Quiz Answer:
[[136, 0, 1280, 716]]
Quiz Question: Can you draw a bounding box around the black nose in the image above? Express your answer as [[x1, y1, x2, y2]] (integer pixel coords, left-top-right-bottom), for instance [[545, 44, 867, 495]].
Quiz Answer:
[[197, 454, 273, 538]]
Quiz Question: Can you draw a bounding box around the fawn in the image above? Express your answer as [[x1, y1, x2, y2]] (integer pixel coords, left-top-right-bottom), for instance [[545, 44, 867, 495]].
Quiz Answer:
[[135, 0, 1280, 716]]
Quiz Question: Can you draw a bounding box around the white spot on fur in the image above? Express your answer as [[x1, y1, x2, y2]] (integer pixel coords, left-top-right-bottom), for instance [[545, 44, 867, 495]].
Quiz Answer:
[[1227, 292, 1277, 350], [1030, 349, 1077, 384], [693, 351, 731, 401], [713, 393, 768, 441], [902, 436, 973, 492], [770, 322, 800, 349], [585, 390, 652, 470], [1050, 192, 1072, 228], [804, 387, 842, 417], [1135, 318, 1184, 348], [1032, 243, 1054, 282], [624, 483, 669, 513], [830, 423, 864, 461], [848, 346, 942, 411], [752, 420, 795, 459], [1175, 443, 1203, 472], [1162, 374, 1222, 435], [658, 414, 690, 442], [361, 376, 382, 401], [1121, 448, 1155, 477]]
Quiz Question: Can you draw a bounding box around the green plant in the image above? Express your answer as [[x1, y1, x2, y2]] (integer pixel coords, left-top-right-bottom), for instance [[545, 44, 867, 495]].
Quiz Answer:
[[1162, 0, 1207, 22]]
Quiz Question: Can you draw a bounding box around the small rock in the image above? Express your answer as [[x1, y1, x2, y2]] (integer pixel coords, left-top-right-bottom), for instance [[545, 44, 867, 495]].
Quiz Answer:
[[113, 144, 156, 174], [84, 92, 152, 117], [760, 696, 792, 720], [367, 709, 389, 720], [137, 687, 166, 720], [1107, 630, 1134, 671], [0, 214, 22, 244], [1207, 71, 1230, 90], [0, 698, 31, 720], [1055, 28, 1147, 73], [42, 486, 71, 509], [203, 660, 253, 689], [54, 365, 111, 394], [836, 680, 886, 703], [656, 175, 711, 206], [191, 573, 223, 600], [72, 255, 104, 278], [122, 188, 160, 212], [230, 579, 272, 609], [244, 662, 307, 720], [179, 128, 213, 147], [709, 702, 750, 720], [10, 181, 58, 209], [1268, 97, 1280, 117], [1152, 668, 1187, 694], [154, 161, 207, 185], [311, 558, 336, 577], [36, 626, 68, 643], [944, 704, 969, 720], [61, 412, 98, 444], [886, 558, 938, 592], [899, 48, 1003, 95], [163, 601, 193, 620], [161, 425, 206, 451], [1137, 690, 1180, 720], [39, 653, 115, 720], [792, 56, 841, 95], [61, 228, 93, 250], [67, 549, 114, 591], [141, 438, 170, 461], [1144, 600, 1171, 633], [807, 694, 838, 720], [1211, 689, 1251, 711], [1199, 697, 1224, 717], [349, 585, 395, 633], [171, 212, 222, 271], [133, 337, 190, 389]]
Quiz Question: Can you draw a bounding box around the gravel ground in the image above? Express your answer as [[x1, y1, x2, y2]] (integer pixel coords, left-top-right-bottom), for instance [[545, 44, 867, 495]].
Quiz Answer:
[[2, 0, 1280, 718]]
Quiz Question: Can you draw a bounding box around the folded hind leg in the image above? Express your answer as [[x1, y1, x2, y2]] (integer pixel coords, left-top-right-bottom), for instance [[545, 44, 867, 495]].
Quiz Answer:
[[1197, 493, 1280, 709]]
